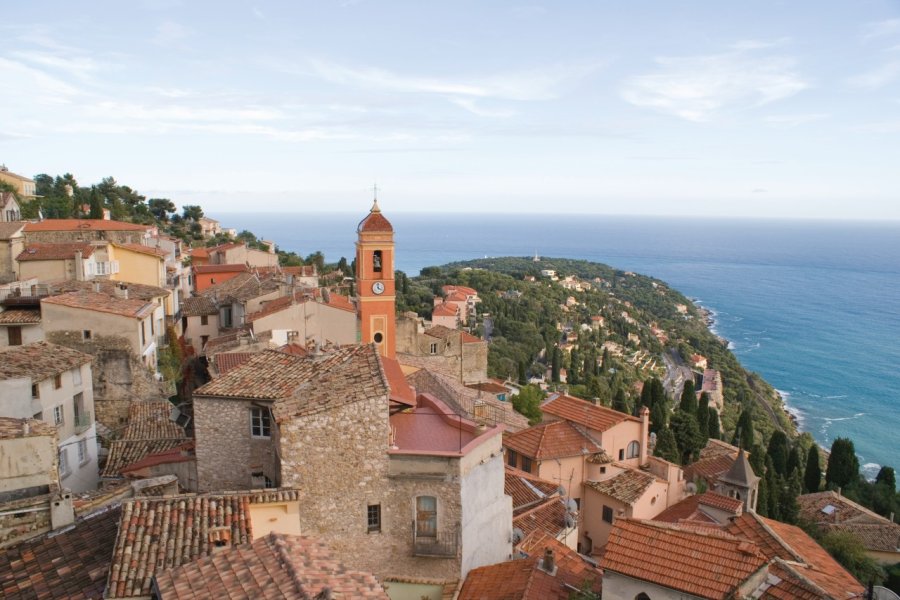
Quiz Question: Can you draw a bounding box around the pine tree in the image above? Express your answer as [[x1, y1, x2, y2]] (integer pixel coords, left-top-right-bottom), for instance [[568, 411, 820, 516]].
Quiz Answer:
[[804, 446, 822, 493], [679, 379, 697, 414], [707, 407, 721, 440], [767, 430, 790, 476], [654, 427, 680, 464], [825, 438, 860, 490], [875, 466, 896, 489]]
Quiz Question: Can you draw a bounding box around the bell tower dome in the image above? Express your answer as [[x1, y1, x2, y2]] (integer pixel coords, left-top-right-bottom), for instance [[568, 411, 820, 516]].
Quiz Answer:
[[356, 198, 396, 358]]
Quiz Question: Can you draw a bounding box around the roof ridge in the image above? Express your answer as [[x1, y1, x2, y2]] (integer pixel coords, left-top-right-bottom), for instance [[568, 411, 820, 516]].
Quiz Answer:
[[769, 558, 835, 599], [751, 513, 806, 563]]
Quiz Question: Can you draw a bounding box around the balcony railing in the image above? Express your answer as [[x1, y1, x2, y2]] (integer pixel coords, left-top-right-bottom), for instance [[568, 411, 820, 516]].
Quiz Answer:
[[413, 523, 459, 558], [73, 410, 92, 434]]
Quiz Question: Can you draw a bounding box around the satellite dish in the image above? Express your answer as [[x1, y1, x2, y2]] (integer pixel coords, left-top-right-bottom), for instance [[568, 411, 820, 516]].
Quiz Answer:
[[557, 486, 566, 497], [566, 498, 579, 513], [686, 482, 697, 494], [565, 514, 576, 528]]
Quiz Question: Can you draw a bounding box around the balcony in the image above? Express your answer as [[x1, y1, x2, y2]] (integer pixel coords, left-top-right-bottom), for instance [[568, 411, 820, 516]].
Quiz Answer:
[[73, 410, 92, 434], [413, 523, 459, 558]]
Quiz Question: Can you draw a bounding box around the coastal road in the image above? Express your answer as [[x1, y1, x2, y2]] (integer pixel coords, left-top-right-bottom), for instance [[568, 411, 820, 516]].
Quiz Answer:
[[662, 349, 694, 400]]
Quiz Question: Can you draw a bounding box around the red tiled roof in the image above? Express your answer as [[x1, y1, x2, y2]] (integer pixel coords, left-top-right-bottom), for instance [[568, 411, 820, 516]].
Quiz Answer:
[[0, 308, 41, 324], [443, 285, 478, 296], [0, 341, 91, 382], [433, 302, 458, 317], [460, 331, 482, 344], [600, 519, 768, 599], [468, 381, 509, 394], [654, 492, 742, 525], [504, 420, 602, 460], [514, 497, 569, 541], [112, 242, 167, 258], [684, 452, 740, 485], [120, 441, 194, 474], [153, 533, 388, 599], [459, 531, 601, 600], [0, 506, 121, 599], [107, 490, 302, 598], [760, 561, 826, 600], [445, 291, 468, 302], [193, 264, 248, 274], [357, 203, 393, 233], [180, 296, 218, 317], [102, 401, 189, 478], [42, 291, 156, 319], [17, 242, 95, 261], [797, 490, 892, 526], [505, 466, 562, 512], [698, 490, 744, 513], [541, 393, 638, 432], [213, 352, 255, 375], [585, 469, 658, 505], [24, 219, 150, 232], [382, 356, 416, 406], [389, 394, 486, 454]]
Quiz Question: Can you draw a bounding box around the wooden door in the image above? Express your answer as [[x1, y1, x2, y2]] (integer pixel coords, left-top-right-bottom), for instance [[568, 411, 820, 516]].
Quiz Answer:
[[7, 326, 22, 346]]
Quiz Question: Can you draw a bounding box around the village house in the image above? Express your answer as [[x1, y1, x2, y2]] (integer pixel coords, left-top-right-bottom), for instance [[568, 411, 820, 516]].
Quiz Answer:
[[396, 315, 488, 385], [0, 342, 99, 493], [23, 218, 155, 246], [41, 288, 164, 372], [0, 281, 44, 347], [15, 242, 102, 281], [0, 165, 37, 198], [246, 289, 357, 347], [179, 295, 219, 353], [207, 241, 279, 268], [0, 222, 26, 279], [197, 216, 221, 237], [432, 300, 461, 329], [200, 271, 283, 331], [192, 343, 512, 585], [798, 490, 900, 566], [192, 263, 248, 293], [1, 191, 22, 222]]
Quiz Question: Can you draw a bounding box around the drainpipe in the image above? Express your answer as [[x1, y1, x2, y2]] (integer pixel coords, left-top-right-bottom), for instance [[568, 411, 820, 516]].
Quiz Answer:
[[639, 406, 650, 465]]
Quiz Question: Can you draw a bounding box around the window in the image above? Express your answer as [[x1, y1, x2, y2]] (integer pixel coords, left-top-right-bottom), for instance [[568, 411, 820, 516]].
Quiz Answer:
[[221, 306, 233, 328], [200, 335, 209, 348], [141, 321, 146, 346], [373, 332, 383, 344], [53, 405, 64, 426], [367, 504, 381, 532], [83, 330, 92, 340], [602, 505, 614, 524], [429, 342, 438, 354], [521, 456, 533, 473], [54, 373, 62, 389], [59, 448, 69, 477], [416, 496, 437, 538], [636, 594, 652, 600], [7, 326, 22, 346], [250, 407, 271, 438], [618, 448, 625, 461], [507, 449, 518, 468], [73, 367, 82, 387], [77, 438, 88, 463], [73, 392, 84, 423], [627, 441, 640, 459], [251, 472, 274, 488], [373, 250, 383, 273], [200, 315, 208, 326], [31, 384, 39, 399]]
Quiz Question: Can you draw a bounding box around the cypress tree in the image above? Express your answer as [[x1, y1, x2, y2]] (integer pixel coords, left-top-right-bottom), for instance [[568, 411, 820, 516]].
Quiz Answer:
[[825, 438, 859, 490], [612, 388, 629, 414], [650, 378, 667, 408], [679, 379, 697, 414], [765, 456, 781, 520], [707, 407, 721, 440], [89, 188, 104, 219], [875, 466, 896, 490], [640, 378, 653, 407], [732, 407, 755, 450], [517, 361, 527, 385], [756, 473, 770, 517], [670, 411, 703, 465], [654, 427, 680, 464], [749, 444, 767, 479], [780, 472, 802, 524], [696, 398, 709, 441], [804, 447, 822, 493], [650, 400, 668, 434], [551, 348, 561, 383], [767, 430, 790, 476], [787, 445, 803, 478]]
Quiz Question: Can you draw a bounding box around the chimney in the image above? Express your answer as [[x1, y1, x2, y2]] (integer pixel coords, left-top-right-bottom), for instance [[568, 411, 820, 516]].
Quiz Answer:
[[539, 549, 557, 575], [74, 251, 84, 281], [115, 283, 128, 299], [50, 492, 75, 530], [639, 406, 650, 465]]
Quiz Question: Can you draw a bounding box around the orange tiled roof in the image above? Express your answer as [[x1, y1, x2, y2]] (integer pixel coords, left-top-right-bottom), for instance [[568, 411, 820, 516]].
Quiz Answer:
[[443, 285, 478, 296], [824, 521, 900, 554], [505, 466, 562, 512], [17, 242, 95, 261], [698, 490, 744, 513], [0, 308, 41, 324], [653, 493, 721, 525], [101, 401, 189, 478], [541, 393, 638, 432], [460, 331, 483, 344], [107, 490, 302, 598], [382, 355, 416, 406], [42, 290, 155, 319], [112, 242, 167, 258], [797, 490, 893, 526], [48, 279, 169, 301], [514, 497, 569, 541], [504, 420, 602, 460], [459, 531, 601, 600], [468, 381, 509, 394], [433, 302, 458, 317], [0, 506, 121, 599], [24, 218, 150, 232], [684, 452, 740, 485], [357, 202, 393, 233], [0, 341, 91, 382], [153, 533, 389, 599], [600, 519, 768, 599], [585, 469, 657, 505], [759, 561, 827, 600], [201, 272, 280, 304], [445, 290, 468, 302], [180, 296, 218, 317], [700, 437, 742, 460], [193, 263, 248, 274], [213, 352, 255, 375]]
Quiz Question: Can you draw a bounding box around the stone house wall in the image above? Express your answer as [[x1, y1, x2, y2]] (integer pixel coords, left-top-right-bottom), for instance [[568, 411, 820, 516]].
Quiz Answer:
[[193, 397, 277, 492], [24, 229, 145, 245]]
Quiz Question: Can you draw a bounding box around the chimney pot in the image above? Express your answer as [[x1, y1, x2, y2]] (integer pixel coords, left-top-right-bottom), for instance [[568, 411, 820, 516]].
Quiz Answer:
[[542, 548, 555, 573]]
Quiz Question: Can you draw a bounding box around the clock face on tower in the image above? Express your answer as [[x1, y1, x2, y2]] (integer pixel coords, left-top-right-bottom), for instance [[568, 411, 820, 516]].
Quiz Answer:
[[372, 281, 385, 295]]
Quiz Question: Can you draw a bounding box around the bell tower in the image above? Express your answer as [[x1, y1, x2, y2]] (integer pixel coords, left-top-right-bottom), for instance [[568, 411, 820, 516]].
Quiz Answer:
[[356, 198, 396, 358]]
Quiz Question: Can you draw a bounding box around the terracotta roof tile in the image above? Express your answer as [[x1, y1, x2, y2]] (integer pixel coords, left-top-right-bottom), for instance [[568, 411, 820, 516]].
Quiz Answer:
[[212, 352, 255, 375], [24, 219, 151, 232], [758, 561, 827, 600], [460, 331, 483, 344], [102, 401, 189, 478], [153, 533, 389, 599], [356, 204, 393, 233], [0, 416, 56, 439], [504, 421, 602, 460], [505, 466, 562, 512], [585, 469, 657, 505], [382, 356, 416, 406], [514, 498, 569, 541], [0, 341, 91, 382], [112, 242, 168, 258], [0, 308, 41, 324], [468, 381, 509, 394], [653, 491, 742, 525], [541, 393, 638, 433], [600, 519, 768, 599], [0, 221, 26, 240], [17, 242, 95, 261], [699, 437, 741, 460], [459, 531, 601, 600], [0, 506, 121, 599], [823, 522, 900, 553], [42, 291, 155, 319], [201, 272, 280, 304], [180, 296, 218, 317], [684, 452, 740, 485], [798, 490, 893, 526], [107, 490, 301, 598], [48, 279, 169, 302], [423, 324, 458, 340]]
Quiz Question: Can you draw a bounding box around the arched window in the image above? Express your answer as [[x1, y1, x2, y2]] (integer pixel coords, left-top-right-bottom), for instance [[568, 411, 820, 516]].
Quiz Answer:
[[373, 250, 382, 273], [626, 441, 640, 459], [636, 594, 652, 600]]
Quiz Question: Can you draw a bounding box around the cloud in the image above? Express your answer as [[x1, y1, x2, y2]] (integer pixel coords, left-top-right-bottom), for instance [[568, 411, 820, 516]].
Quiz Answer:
[[730, 38, 791, 51], [307, 58, 601, 101], [751, 188, 768, 194], [620, 46, 807, 121], [449, 98, 517, 118], [0, 57, 83, 100], [846, 61, 900, 90], [762, 113, 829, 127], [86, 101, 284, 122], [862, 18, 900, 42]]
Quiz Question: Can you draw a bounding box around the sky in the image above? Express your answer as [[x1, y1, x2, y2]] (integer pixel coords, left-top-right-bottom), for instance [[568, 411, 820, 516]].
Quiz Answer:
[[2, 1, 899, 219]]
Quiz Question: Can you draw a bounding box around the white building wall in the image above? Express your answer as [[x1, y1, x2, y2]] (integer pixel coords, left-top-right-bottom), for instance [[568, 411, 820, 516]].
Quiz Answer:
[[602, 571, 705, 600], [0, 323, 44, 348]]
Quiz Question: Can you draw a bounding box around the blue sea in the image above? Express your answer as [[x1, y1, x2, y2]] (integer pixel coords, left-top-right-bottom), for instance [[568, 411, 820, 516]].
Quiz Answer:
[[219, 212, 900, 475]]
